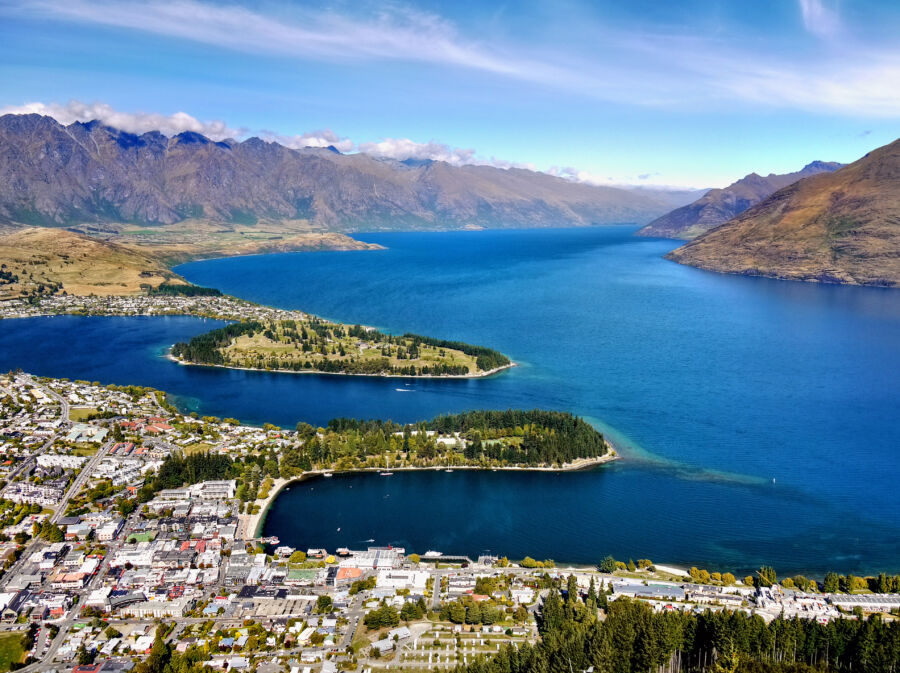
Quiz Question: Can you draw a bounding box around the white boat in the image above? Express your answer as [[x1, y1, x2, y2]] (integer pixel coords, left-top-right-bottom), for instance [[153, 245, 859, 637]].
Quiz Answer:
[[444, 468, 454, 473], [323, 472, 333, 478], [424, 550, 442, 558], [380, 471, 393, 476]]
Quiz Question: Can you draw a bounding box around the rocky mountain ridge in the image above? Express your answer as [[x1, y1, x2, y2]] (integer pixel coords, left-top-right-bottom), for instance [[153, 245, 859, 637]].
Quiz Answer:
[[0, 114, 685, 231]]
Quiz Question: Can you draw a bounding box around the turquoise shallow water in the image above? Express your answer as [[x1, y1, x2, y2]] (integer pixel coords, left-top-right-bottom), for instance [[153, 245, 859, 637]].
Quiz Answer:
[[2, 227, 898, 573]]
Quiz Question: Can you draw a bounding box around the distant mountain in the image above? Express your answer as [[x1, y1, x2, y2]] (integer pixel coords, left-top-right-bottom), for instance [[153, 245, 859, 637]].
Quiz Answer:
[[636, 161, 843, 240], [0, 114, 678, 231], [626, 186, 710, 210], [666, 139, 900, 287]]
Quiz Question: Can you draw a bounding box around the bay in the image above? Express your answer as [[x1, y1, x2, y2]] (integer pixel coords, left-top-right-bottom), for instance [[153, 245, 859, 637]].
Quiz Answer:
[[1, 226, 898, 573]]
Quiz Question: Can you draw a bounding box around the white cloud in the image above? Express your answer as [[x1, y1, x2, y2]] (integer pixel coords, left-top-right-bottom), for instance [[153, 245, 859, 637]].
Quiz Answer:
[[798, 0, 841, 38], [356, 138, 540, 171], [262, 129, 354, 153], [5, 0, 899, 116], [357, 138, 476, 166], [0, 100, 243, 139]]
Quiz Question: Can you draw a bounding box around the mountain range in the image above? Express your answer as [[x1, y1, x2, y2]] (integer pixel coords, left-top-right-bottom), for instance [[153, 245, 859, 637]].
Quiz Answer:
[[0, 114, 693, 231], [667, 138, 900, 287], [636, 161, 843, 240]]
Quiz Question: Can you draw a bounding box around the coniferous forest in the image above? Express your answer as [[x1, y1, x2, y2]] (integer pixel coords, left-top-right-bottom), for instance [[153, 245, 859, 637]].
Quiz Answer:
[[456, 579, 900, 673]]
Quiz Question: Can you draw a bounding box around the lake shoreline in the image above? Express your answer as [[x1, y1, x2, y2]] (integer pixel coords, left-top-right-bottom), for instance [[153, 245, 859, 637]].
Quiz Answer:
[[246, 445, 619, 539]]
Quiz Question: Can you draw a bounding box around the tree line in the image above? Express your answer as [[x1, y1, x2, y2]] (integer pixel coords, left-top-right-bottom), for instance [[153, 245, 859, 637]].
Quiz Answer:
[[281, 410, 608, 473], [136, 451, 238, 502], [402, 333, 511, 371], [171, 321, 263, 364], [148, 282, 222, 297], [455, 578, 900, 673]]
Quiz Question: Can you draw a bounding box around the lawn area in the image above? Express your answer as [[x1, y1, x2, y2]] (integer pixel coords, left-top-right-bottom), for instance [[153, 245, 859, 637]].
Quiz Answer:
[[70, 445, 99, 457], [183, 442, 214, 455], [226, 321, 479, 373], [0, 632, 26, 672], [69, 407, 99, 421]]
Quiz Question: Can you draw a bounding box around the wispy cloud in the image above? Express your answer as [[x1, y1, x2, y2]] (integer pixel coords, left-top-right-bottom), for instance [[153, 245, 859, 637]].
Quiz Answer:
[[0, 100, 244, 139], [10, 0, 566, 84], [3, 0, 899, 116], [798, 0, 841, 38]]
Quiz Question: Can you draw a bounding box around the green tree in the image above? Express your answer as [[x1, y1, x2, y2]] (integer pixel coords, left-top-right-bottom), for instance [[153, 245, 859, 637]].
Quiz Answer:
[[598, 556, 617, 574], [756, 566, 777, 588]]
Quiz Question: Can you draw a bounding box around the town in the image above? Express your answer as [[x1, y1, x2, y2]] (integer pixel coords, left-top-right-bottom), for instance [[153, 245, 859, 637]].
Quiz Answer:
[[0, 293, 308, 324], [0, 371, 898, 673]]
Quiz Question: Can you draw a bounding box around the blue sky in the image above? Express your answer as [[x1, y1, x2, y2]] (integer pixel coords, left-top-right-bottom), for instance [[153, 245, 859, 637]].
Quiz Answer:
[[0, 0, 898, 187]]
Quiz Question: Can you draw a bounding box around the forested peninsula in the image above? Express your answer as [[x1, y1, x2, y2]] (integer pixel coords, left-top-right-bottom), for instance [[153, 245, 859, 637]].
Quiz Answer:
[[171, 317, 512, 377], [133, 409, 613, 509]]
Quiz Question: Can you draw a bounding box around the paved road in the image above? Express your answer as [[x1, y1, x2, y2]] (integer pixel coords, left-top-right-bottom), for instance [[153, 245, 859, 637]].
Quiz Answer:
[[51, 439, 112, 525], [0, 377, 70, 493], [431, 570, 446, 612]]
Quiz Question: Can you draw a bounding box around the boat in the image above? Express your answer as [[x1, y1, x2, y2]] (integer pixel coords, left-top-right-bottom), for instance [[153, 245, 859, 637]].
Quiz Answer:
[[379, 471, 393, 476], [444, 468, 453, 473], [424, 550, 442, 558], [323, 472, 334, 478]]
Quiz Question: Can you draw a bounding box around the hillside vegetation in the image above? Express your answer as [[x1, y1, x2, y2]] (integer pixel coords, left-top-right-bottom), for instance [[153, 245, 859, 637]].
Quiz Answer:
[[0, 227, 184, 300], [667, 139, 900, 286], [637, 161, 842, 240]]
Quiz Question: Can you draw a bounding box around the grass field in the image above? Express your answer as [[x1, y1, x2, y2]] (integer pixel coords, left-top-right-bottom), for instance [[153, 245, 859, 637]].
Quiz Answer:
[[183, 442, 214, 455], [68, 407, 99, 422], [0, 632, 26, 672], [70, 445, 99, 457], [0, 227, 182, 300], [223, 320, 480, 375]]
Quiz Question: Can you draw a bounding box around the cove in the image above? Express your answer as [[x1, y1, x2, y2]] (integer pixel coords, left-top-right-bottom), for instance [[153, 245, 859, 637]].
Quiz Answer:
[[262, 470, 900, 575]]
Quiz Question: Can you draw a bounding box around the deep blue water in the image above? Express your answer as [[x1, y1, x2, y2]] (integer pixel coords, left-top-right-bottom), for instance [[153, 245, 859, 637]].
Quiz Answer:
[[1, 227, 898, 573]]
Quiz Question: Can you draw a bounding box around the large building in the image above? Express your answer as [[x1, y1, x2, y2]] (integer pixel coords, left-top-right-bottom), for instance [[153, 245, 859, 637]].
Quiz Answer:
[[36, 454, 88, 470]]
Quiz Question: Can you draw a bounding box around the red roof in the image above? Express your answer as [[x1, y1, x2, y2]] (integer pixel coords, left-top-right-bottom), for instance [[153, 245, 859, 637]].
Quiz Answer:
[[336, 567, 364, 580]]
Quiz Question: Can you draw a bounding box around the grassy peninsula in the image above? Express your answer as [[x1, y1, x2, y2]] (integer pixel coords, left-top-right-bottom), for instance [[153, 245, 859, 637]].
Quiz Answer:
[[171, 317, 512, 377], [0, 225, 380, 301]]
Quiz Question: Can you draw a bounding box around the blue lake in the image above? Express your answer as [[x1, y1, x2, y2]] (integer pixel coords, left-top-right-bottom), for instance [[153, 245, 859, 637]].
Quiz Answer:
[[1, 227, 898, 573]]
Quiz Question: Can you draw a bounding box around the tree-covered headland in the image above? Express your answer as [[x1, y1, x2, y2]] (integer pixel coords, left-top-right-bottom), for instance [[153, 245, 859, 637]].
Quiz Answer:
[[171, 318, 511, 377]]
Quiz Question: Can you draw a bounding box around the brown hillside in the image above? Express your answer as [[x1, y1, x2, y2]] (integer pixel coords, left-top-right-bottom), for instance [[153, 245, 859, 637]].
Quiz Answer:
[[666, 139, 900, 287]]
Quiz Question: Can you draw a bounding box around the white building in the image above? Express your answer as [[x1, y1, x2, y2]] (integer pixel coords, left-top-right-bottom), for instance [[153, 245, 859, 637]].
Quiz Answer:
[[36, 454, 88, 470], [376, 569, 429, 591]]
